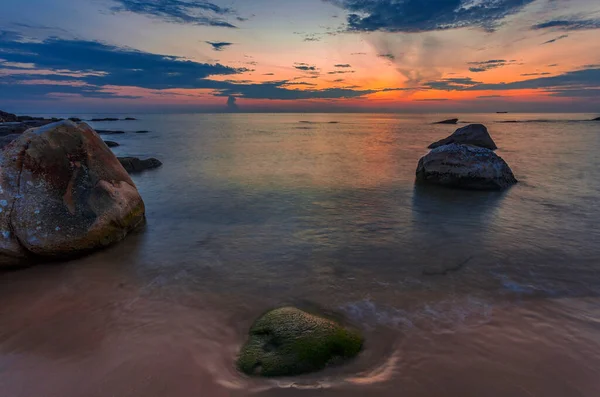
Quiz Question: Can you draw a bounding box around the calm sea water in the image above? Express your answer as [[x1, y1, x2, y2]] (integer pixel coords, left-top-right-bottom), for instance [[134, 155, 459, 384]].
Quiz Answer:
[[1, 113, 600, 396]]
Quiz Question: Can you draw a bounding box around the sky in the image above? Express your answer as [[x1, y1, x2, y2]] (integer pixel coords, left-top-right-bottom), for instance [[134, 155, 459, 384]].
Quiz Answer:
[[0, 0, 599, 113]]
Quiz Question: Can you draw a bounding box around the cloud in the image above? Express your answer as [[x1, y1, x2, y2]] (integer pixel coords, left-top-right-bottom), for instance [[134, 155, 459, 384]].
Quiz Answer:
[[325, 0, 537, 32], [424, 77, 480, 90], [520, 72, 551, 76], [542, 34, 568, 44], [378, 53, 395, 61], [0, 35, 243, 90], [111, 0, 238, 27], [414, 98, 449, 101], [477, 95, 504, 98], [206, 41, 233, 51], [532, 19, 600, 31], [427, 68, 600, 92], [327, 70, 355, 74], [468, 59, 514, 73], [0, 34, 388, 102], [294, 63, 318, 71], [226, 95, 239, 110], [334, 64, 352, 68]]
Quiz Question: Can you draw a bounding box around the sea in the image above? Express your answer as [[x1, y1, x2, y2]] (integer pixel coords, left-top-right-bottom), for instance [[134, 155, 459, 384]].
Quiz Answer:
[[1, 112, 599, 396]]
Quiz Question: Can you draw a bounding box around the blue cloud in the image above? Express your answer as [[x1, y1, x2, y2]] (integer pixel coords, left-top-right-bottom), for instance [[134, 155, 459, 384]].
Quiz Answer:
[[325, 0, 536, 32], [206, 41, 233, 51], [111, 0, 238, 27], [542, 34, 568, 44], [468, 59, 515, 73], [532, 19, 600, 31], [0, 34, 386, 101]]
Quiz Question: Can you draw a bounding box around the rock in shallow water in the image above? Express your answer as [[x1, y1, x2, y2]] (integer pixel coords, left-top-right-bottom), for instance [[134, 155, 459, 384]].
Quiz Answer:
[[118, 157, 162, 173], [429, 124, 498, 150], [416, 143, 517, 190], [434, 118, 458, 125], [237, 307, 363, 377], [104, 140, 120, 147], [0, 120, 145, 267]]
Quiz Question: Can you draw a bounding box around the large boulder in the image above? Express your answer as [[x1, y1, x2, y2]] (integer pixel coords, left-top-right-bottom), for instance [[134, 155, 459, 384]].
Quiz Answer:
[[429, 124, 498, 150], [416, 143, 517, 190], [118, 157, 162, 173], [0, 120, 145, 267], [237, 307, 363, 377], [0, 110, 18, 123]]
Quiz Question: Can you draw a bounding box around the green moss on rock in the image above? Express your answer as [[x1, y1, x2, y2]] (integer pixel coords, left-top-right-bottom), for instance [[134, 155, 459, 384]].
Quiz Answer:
[[237, 307, 363, 377]]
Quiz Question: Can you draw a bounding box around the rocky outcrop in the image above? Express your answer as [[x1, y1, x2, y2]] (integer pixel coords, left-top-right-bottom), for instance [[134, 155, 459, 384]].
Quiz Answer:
[[238, 307, 363, 377], [428, 124, 498, 150], [594, 117, 600, 121], [90, 118, 119, 122], [104, 140, 120, 147], [118, 157, 162, 173], [434, 118, 458, 125], [96, 130, 125, 135], [0, 121, 145, 267], [416, 143, 517, 190], [0, 110, 18, 123]]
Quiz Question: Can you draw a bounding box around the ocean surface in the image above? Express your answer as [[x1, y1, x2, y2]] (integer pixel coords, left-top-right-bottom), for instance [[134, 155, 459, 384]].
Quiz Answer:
[[1, 113, 600, 396]]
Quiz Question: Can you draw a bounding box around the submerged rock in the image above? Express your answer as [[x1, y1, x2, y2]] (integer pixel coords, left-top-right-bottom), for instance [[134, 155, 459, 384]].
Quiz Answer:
[[104, 140, 120, 147], [428, 124, 498, 150], [90, 117, 119, 122], [0, 120, 145, 267], [416, 143, 517, 190], [594, 117, 600, 121], [434, 118, 458, 125], [237, 307, 363, 377], [135, 130, 149, 134], [96, 129, 125, 135], [118, 157, 162, 173], [0, 110, 18, 123], [125, 117, 137, 121]]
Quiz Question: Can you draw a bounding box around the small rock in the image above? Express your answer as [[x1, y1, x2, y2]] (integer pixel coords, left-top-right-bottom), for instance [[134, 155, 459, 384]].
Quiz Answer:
[[593, 117, 600, 121], [237, 307, 363, 377], [104, 141, 120, 148], [135, 130, 149, 134], [90, 118, 120, 122], [416, 143, 517, 190], [434, 118, 459, 125], [118, 157, 162, 173], [428, 124, 498, 150], [96, 130, 125, 135], [124, 117, 137, 121], [69, 117, 82, 122]]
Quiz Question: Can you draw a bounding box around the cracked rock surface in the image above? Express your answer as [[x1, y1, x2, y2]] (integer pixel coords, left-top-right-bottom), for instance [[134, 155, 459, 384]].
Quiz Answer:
[[0, 120, 145, 267]]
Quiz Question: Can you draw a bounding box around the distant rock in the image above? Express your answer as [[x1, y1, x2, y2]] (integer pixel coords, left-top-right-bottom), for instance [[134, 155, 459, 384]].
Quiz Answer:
[[434, 118, 459, 125], [135, 130, 149, 134], [0, 110, 18, 123], [593, 117, 600, 121], [237, 307, 363, 377], [0, 120, 56, 136], [428, 124, 498, 150], [104, 140, 120, 147], [124, 117, 137, 121], [118, 157, 162, 173], [0, 121, 145, 267], [90, 118, 119, 122], [416, 143, 517, 190], [96, 129, 125, 135], [69, 117, 82, 122]]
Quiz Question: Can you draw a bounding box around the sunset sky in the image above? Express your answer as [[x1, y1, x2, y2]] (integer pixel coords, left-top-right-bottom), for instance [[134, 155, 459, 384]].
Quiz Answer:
[[1, 0, 599, 112]]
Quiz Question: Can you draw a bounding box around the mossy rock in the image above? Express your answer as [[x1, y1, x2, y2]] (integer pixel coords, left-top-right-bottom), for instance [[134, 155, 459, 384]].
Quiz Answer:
[[237, 307, 363, 377]]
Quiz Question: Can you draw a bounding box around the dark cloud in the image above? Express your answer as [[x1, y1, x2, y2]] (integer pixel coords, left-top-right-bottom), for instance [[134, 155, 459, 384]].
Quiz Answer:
[[477, 95, 504, 98], [351, 52, 367, 55], [335, 64, 352, 68], [542, 34, 568, 44], [0, 35, 386, 102], [414, 98, 449, 101], [425, 77, 481, 90], [521, 72, 551, 76], [206, 41, 233, 51], [111, 0, 238, 27], [226, 95, 239, 110], [427, 68, 600, 93], [468, 59, 514, 73], [532, 19, 600, 31], [0, 36, 243, 90], [327, 70, 355, 74], [378, 53, 395, 61], [325, 0, 536, 32], [294, 63, 318, 71], [546, 88, 600, 98]]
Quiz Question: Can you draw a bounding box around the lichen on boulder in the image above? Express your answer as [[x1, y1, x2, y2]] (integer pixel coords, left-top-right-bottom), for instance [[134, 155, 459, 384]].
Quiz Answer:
[[237, 307, 363, 377]]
